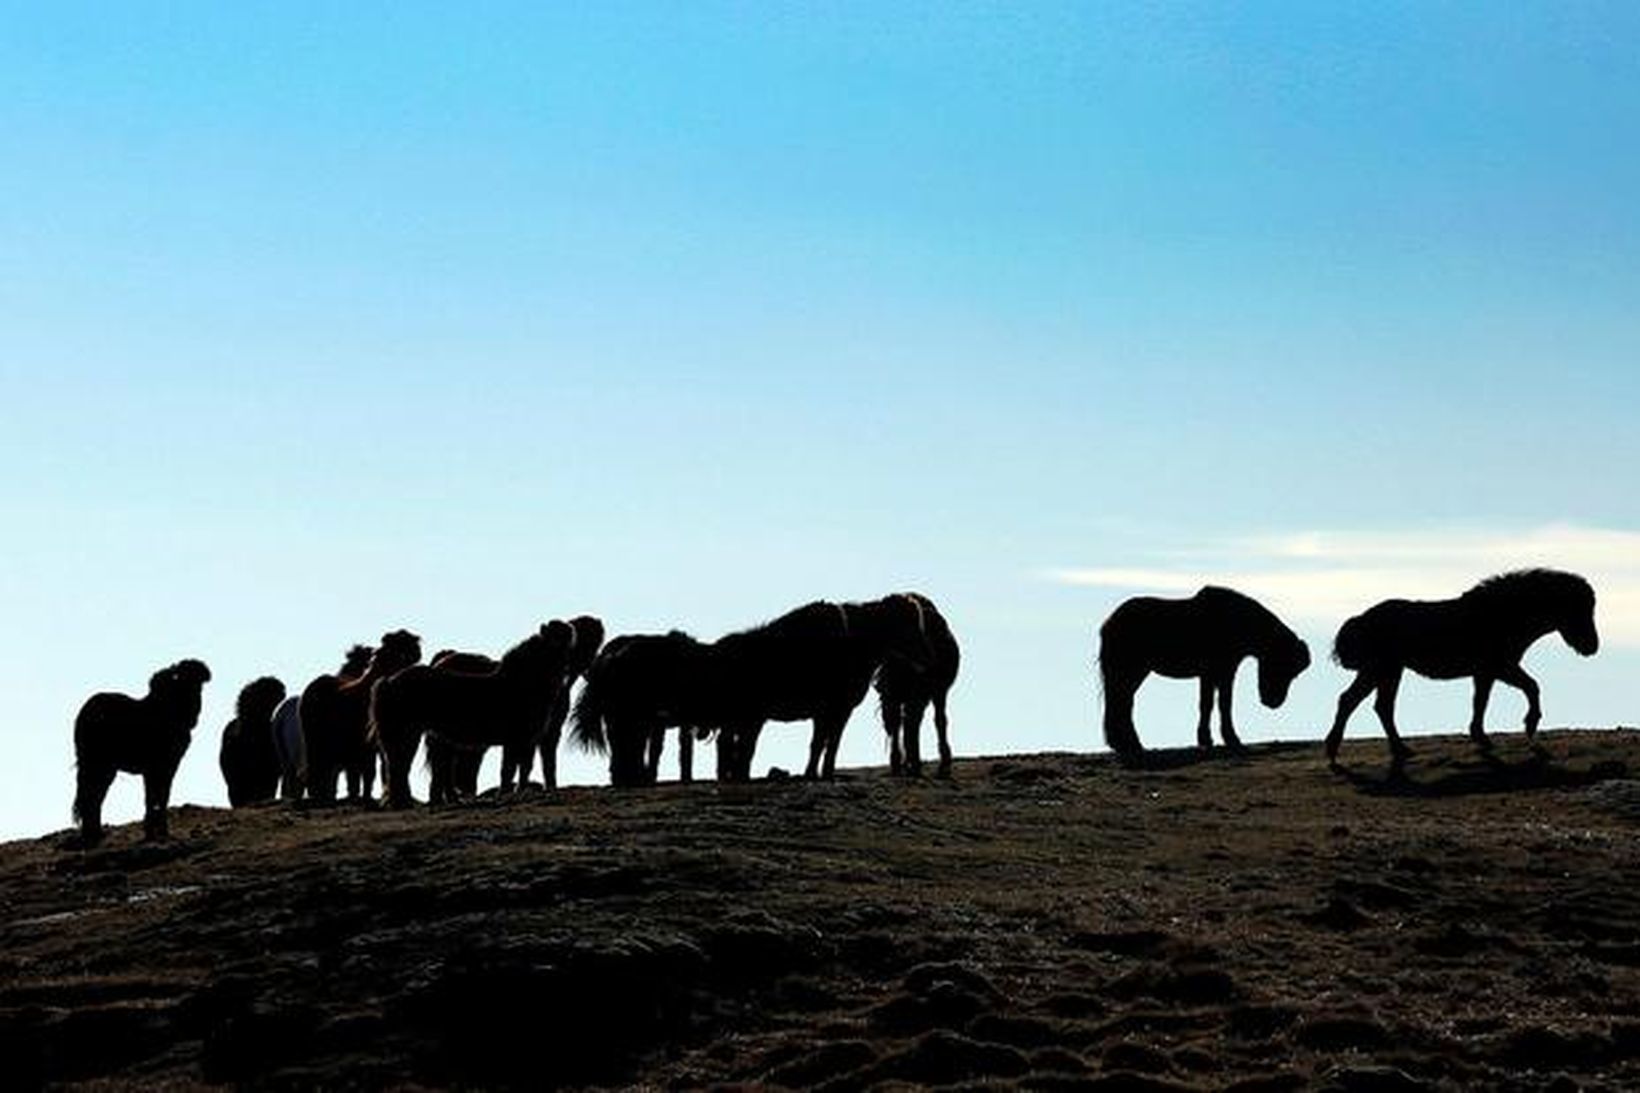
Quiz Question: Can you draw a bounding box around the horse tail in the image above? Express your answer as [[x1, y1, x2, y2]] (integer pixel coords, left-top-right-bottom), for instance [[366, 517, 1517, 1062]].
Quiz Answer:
[[1097, 627, 1144, 760], [1332, 612, 1371, 671], [570, 669, 608, 754]]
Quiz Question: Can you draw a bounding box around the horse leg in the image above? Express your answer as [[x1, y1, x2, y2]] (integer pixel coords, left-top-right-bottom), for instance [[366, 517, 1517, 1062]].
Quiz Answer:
[[816, 712, 848, 780], [932, 690, 953, 778], [903, 698, 928, 776], [1217, 671, 1244, 750], [142, 764, 176, 842], [384, 729, 420, 809], [738, 722, 765, 781], [1195, 677, 1214, 749], [1469, 676, 1496, 751], [645, 723, 665, 785], [74, 763, 116, 846], [1101, 667, 1147, 762], [1325, 673, 1376, 762], [1496, 664, 1543, 740], [884, 699, 905, 776], [538, 732, 558, 790], [1372, 669, 1411, 762], [804, 719, 828, 780], [678, 725, 694, 784]]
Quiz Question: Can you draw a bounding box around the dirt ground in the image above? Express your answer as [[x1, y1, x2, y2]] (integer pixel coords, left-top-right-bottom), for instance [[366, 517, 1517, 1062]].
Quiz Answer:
[[2, 728, 1638, 1090]]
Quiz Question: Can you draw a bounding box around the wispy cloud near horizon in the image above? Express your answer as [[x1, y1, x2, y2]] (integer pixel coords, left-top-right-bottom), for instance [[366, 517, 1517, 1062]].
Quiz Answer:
[[1049, 523, 1640, 646]]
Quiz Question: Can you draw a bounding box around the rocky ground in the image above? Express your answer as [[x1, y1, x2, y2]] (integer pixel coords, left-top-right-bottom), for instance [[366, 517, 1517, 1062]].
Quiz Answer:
[[2, 729, 1639, 1091]]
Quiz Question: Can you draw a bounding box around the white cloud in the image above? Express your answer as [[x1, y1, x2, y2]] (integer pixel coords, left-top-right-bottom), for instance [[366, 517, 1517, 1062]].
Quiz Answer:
[[1049, 523, 1640, 647]]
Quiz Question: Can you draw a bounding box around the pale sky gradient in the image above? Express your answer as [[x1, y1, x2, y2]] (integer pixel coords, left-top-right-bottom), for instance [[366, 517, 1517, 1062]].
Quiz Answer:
[[2, 4, 1637, 840]]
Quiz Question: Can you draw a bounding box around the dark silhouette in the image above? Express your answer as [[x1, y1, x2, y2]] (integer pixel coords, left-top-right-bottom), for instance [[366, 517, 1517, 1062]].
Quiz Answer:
[[218, 676, 287, 806], [299, 630, 421, 802], [502, 614, 604, 790], [72, 658, 212, 845], [1098, 586, 1310, 765], [372, 621, 576, 809], [874, 592, 960, 777], [571, 631, 719, 787], [574, 594, 936, 786], [1325, 568, 1598, 766], [422, 649, 497, 805], [271, 644, 371, 800]]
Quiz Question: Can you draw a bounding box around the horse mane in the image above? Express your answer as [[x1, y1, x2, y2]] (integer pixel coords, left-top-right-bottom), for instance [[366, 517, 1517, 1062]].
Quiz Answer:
[[236, 676, 287, 721], [340, 644, 374, 676], [1463, 567, 1594, 607]]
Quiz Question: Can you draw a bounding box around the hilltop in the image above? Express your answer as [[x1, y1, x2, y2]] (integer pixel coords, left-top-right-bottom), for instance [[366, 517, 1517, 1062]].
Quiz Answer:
[[3, 730, 1639, 1090]]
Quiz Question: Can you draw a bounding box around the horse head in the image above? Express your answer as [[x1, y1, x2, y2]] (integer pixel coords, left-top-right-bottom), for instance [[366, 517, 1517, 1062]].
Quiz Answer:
[[567, 615, 606, 677], [340, 644, 375, 677], [1559, 581, 1600, 656], [373, 630, 423, 675], [1257, 636, 1310, 708]]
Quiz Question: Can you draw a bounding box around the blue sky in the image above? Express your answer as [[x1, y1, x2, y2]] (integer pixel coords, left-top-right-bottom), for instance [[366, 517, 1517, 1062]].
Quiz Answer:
[[2, 3, 1637, 839]]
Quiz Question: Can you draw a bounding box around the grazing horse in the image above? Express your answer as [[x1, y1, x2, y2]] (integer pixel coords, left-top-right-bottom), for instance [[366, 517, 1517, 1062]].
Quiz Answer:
[[874, 593, 961, 778], [1098, 586, 1311, 764], [571, 631, 720, 788], [372, 621, 576, 809], [711, 593, 936, 783], [219, 676, 287, 806], [271, 644, 371, 800], [73, 659, 212, 845], [1325, 568, 1599, 765], [299, 630, 421, 802]]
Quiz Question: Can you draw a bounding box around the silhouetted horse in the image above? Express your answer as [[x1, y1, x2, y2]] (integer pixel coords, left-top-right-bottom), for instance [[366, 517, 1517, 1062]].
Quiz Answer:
[[300, 630, 421, 802], [874, 593, 961, 777], [1325, 568, 1598, 765], [422, 649, 497, 804], [710, 593, 937, 783], [1098, 586, 1310, 764], [502, 614, 604, 790], [73, 659, 212, 845], [271, 644, 370, 800], [372, 621, 576, 808], [219, 676, 287, 806], [572, 631, 720, 787]]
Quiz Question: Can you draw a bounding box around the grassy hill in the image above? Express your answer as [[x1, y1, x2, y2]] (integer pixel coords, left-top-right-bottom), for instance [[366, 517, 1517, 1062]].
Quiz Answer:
[[3, 730, 1639, 1090]]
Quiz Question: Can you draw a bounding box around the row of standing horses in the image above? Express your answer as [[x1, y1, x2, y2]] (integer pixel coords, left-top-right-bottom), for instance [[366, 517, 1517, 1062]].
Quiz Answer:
[[69, 569, 1599, 846]]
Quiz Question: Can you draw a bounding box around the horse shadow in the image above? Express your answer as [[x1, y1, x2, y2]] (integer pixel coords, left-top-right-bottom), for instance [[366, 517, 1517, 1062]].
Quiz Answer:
[[1098, 739, 1315, 773], [1335, 749, 1629, 799]]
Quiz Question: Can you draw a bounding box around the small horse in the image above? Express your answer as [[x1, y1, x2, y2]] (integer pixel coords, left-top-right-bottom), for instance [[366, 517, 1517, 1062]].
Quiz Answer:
[[1325, 568, 1598, 765], [372, 621, 576, 809], [271, 644, 371, 800], [572, 631, 718, 788], [73, 658, 212, 845], [219, 676, 287, 806], [502, 614, 605, 791], [710, 593, 936, 783], [874, 592, 961, 777], [1098, 586, 1311, 764], [299, 630, 421, 802], [422, 649, 498, 804]]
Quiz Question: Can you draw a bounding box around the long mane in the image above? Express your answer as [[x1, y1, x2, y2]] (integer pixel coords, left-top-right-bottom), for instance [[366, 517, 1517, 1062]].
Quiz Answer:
[[1462, 568, 1593, 608]]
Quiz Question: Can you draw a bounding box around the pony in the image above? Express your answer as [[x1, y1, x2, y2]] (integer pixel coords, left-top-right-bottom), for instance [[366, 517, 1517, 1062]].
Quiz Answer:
[[1325, 568, 1598, 765], [270, 643, 371, 800], [873, 593, 961, 778], [422, 649, 498, 804], [706, 593, 936, 783], [571, 631, 720, 788], [72, 658, 212, 845], [218, 676, 287, 806], [501, 614, 605, 791], [371, 621, 576, 809], [299, 630, 421, 802], [1098, 586, 1311, 764]]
